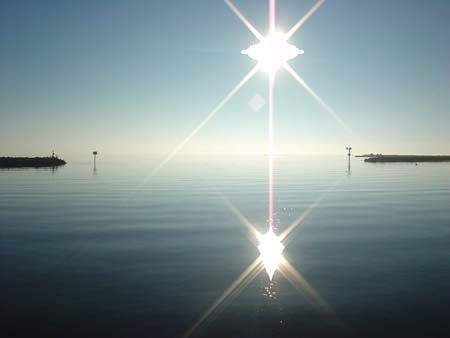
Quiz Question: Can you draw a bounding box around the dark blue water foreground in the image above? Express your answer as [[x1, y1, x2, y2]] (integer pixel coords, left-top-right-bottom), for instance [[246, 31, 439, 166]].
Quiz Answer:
[[1, 156, 449, 338]]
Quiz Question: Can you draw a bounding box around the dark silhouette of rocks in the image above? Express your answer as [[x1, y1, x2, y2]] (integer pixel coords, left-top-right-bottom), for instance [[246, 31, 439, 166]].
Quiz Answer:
[[355, 153, 383, 158], [0, 156, 66, 168], [364, 155, 450, 163]]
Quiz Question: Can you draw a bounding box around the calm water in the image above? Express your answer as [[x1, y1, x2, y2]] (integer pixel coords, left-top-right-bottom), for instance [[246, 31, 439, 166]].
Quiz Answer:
[[1, 156, 449, 338]]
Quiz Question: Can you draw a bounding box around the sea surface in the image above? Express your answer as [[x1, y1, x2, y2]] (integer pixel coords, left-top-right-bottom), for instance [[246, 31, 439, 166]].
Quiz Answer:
[[1, 156, 449, 338]]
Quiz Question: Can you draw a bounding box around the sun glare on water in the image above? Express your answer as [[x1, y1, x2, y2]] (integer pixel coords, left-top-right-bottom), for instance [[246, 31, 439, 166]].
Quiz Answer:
[[241, 32, 304, 73], [258, 229, 285, 280]]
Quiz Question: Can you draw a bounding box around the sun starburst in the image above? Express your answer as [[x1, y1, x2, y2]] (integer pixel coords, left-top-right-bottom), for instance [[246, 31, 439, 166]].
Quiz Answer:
[[142, 0, 354, 181], [242, 32, 304, 74]]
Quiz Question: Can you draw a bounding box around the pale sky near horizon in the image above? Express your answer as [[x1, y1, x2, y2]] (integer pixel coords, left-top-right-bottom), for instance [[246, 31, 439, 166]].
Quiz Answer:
[[1, 0, 449, 160]]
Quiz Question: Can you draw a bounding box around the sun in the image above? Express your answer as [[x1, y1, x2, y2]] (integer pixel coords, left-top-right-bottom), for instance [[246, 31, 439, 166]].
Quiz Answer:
[[148, 0, 351, 178], [258, 229, 285, 280], [242, 32, 304, 74]]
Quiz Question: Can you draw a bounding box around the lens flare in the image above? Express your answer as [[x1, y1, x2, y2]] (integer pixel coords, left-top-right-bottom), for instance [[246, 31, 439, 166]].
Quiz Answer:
[[258, 229, 285, 280], [242, 32, 303, 73]]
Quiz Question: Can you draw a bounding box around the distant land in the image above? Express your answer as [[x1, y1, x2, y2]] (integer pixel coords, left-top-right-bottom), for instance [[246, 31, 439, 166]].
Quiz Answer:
[[0, 157, 66, 168], [355, 153, 383, 158], [358, 154, 450, 163]]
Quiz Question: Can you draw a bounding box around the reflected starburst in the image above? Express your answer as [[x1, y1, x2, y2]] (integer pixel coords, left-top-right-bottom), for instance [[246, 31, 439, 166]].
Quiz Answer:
[[257, 229, 284, 280], [184, 185, 343, 338]]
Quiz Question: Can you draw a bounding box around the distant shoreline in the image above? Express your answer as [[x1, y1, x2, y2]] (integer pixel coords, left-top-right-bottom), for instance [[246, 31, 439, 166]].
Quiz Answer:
[[359, 155, 450, 163], [0, 157, 66, 168]]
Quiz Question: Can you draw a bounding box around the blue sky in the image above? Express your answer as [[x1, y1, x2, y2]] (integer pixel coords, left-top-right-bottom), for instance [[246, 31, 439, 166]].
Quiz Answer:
[[1, 0, 449, 159]]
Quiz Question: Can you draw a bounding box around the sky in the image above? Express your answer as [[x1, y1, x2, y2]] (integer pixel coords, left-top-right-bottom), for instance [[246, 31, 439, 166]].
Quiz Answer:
[[1, 0, 449, 160]]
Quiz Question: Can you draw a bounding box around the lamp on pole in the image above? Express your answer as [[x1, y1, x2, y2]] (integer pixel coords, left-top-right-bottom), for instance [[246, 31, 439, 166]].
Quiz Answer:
[[346, 145, 352, 157]]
